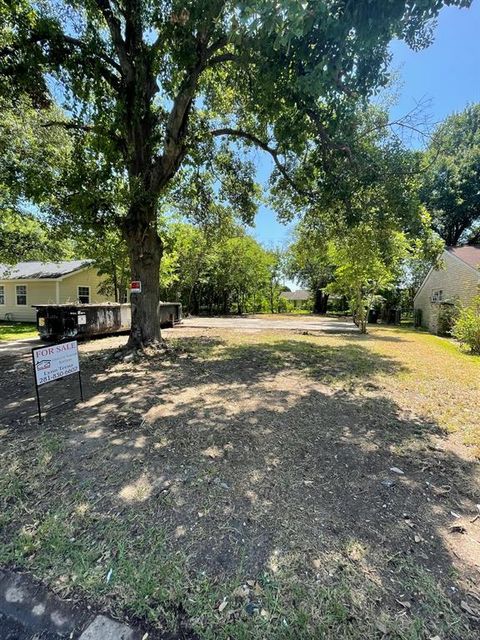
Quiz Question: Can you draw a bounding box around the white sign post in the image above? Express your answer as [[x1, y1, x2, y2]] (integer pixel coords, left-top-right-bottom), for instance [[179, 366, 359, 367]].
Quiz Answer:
[[32, 340, 83, 421]]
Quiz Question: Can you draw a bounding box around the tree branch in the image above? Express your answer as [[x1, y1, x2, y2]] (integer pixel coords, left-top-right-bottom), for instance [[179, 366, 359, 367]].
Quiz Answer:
[[95, 0, 132, 76], [210, 127, 311, 198], [61, 34, 122, 73], [40, 121, 93, 132]]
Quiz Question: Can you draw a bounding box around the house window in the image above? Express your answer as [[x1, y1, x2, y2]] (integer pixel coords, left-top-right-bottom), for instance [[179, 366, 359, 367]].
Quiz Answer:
[[16, 285, 27, 306], [0, 285, 4, 305], [431, 289, 443, 303], [78, 286, 90, 304]]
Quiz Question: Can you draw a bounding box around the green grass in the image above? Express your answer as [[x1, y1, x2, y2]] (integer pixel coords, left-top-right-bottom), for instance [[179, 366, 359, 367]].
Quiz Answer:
[[0, 322, 37, 341]]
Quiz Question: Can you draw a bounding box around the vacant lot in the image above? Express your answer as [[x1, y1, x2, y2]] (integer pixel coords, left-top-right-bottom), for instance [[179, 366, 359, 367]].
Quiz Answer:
[[0, 322, 479, 639]]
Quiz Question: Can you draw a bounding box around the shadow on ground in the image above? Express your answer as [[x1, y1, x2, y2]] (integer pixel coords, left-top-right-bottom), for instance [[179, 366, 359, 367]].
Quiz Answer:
[[1, 335, 479, 639]]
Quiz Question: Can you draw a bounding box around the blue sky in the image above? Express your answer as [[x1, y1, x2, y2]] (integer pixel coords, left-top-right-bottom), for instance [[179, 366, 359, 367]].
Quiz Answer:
[[250, 0, 480, 253]]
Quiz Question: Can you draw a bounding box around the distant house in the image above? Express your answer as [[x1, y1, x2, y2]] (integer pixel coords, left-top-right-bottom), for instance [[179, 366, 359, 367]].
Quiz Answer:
[[0, 260, 112, 322], [414, 246, 480, 333], [280, 290, 311, 309]]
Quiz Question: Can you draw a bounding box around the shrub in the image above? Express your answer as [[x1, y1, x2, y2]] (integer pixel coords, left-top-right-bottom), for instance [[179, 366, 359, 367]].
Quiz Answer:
[[452, 296, 480, 355], [437, 302, 458, 336]]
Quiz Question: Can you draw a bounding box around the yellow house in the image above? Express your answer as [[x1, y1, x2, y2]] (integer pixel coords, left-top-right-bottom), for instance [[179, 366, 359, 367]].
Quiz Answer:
[[414, 246, 480, 333], [0, 260, 112, 322]]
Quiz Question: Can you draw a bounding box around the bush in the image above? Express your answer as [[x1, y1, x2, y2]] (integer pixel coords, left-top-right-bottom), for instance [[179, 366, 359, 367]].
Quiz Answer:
[[437, 302, 458, 336], [452, 296, 480, 355]]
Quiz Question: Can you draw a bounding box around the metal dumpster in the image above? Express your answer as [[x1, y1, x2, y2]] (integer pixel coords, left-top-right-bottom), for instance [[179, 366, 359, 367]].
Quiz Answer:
[[34, 302, 182, 341]]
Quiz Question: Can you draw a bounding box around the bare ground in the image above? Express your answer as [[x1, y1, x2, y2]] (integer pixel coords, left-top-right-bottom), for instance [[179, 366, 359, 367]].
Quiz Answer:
[[0, 322, 479, 639]]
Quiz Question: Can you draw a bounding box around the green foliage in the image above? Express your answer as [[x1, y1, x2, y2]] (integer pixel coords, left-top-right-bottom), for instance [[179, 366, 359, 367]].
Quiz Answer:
[[0, 210, 73, 263], [73, 228, 130, 302], [1, 0, 471, 342], [0, 94, 71, 212], [420, 103, 480, 245], [452, 296, 480, 354], [160, 221, 283, 315], [0, 93, 75, 263], [436, 303, 458, 337], [327, 224, 409, 333], [285, 221, 333, 313]]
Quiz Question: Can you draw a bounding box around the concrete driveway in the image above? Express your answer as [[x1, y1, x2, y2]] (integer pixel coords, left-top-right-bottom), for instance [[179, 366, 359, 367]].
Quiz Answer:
[[0, 336, 42, 356], [0, 316, 357, 359], [180, 315, 358, 333]]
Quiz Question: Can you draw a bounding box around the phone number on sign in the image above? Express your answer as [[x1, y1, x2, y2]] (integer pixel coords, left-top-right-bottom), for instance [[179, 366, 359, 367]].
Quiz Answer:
[[37, 365, 79, 386]]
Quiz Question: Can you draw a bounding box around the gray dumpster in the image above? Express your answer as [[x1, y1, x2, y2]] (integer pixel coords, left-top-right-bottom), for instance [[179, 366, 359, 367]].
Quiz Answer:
[[34, 302, 182, 341]]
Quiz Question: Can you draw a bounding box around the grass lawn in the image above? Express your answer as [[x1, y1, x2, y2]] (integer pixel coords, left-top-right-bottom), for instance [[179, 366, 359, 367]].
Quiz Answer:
[[0, 323, 479, 639], [0, 321, 37, 341]]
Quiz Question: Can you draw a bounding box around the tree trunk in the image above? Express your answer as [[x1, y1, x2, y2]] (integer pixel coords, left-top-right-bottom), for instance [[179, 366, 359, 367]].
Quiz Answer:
[[353, 289, 367, 334], [313, 289, 329, 314], [123, 213, 163, 348]]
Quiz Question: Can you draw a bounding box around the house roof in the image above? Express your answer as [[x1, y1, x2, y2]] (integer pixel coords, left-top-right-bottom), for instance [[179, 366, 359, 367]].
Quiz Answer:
[[0, 260, 94, 280], [280, 290, 311, 301], [414, 245, 480, 302], [446, 245, 480, 270]]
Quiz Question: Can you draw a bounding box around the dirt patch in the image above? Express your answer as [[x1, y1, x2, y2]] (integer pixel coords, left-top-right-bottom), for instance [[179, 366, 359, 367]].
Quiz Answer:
[[0, 326, 479, 639]]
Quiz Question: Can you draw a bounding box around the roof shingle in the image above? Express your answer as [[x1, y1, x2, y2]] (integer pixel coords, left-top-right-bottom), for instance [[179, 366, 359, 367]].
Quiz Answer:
[[0, 260, 93, 280], [446, 246, 480, 270], [280, 290, 311, 301]]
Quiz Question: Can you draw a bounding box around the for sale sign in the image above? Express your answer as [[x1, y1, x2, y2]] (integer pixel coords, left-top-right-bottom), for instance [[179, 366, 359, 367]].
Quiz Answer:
[[32, 340, 80, 387], [130, 280, 142, 293]]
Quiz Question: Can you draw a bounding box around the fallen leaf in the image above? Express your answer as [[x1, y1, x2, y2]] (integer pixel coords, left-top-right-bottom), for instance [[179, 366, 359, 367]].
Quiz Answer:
[[233, 585, 249, 599], [219, 599, 228, 612]]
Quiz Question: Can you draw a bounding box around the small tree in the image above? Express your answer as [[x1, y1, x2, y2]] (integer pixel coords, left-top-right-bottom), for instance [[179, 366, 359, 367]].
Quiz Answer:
[[452, 296, 480, 355], [327, 225, 408, 333]]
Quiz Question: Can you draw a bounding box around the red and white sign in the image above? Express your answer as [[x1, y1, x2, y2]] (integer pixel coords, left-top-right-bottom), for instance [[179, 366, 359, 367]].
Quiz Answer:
[[130, 280, 142, 293], [32, 340, 80, 387]]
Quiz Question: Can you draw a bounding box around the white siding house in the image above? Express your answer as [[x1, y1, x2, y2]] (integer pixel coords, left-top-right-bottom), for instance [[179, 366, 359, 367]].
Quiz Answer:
[[414, 246, 480, 334]]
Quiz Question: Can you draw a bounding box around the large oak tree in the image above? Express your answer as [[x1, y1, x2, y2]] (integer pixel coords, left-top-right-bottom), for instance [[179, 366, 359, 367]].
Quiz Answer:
[[1, 0, 470, 346]]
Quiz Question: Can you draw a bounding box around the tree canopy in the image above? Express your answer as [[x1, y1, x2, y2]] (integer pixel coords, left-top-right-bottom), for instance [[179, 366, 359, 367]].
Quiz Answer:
[[1, 0, 470, 344], [420, 103, 480, 246]]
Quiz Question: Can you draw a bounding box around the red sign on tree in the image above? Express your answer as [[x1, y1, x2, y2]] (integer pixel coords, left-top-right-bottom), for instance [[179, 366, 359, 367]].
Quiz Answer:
[[130, 281, 142, 293]]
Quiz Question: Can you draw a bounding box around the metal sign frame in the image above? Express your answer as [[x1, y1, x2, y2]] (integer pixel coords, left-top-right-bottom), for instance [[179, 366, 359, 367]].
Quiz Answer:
[[31, 340, 84, 422]]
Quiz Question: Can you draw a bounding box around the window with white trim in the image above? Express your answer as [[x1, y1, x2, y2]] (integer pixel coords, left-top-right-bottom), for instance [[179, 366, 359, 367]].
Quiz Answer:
[[431, 288, 443, 303], [78, 286, 90, 304], [0, 285, 4, 305], [16, 285, 27, 306]]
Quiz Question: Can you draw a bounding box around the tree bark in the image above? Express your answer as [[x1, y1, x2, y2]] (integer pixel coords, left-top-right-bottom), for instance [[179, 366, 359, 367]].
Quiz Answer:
[[313, 289, 329, 314], [123, 211, 163, 348]]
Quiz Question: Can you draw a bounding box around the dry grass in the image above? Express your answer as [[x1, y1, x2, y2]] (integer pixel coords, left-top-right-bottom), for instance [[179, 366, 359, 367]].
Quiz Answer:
[[0, 322, 479, 639]]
